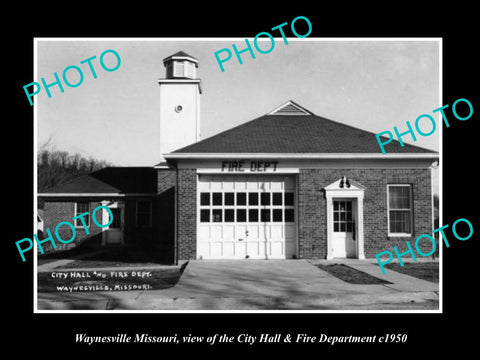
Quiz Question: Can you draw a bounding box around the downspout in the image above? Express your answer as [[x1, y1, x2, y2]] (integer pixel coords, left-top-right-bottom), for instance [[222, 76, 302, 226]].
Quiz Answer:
[[174, 163, 179, 266]]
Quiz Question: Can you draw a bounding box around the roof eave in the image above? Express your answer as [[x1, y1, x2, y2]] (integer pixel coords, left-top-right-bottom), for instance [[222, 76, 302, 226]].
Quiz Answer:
[[38, 193, 155, 198], [164, 152, 439, 160]]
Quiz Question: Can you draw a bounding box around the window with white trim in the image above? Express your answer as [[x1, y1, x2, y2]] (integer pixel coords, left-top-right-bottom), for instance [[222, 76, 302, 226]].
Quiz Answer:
[[387, 184, 413, 235], [136, 200, 152, 227], [74, 202, 90, 228]]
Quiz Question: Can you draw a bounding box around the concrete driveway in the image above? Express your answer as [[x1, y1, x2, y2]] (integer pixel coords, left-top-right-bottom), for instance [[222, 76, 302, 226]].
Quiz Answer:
[[37, 259, 439, 311]]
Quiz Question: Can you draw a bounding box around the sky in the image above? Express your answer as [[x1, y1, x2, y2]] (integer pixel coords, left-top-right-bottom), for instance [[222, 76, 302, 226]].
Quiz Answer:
[[36, 38, 440, 167]]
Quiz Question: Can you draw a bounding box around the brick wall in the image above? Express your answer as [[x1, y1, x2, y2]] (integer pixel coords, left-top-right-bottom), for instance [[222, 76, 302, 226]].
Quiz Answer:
[[297, 169, 327, 259], [172, 167, 433, 261], [177, 169, 197, 260], [298, 168, 433, 259], [41, 200, 103, 253]]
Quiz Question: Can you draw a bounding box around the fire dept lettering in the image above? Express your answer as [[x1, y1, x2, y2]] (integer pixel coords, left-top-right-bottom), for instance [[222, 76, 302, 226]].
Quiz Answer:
[[221, 160, 279, 172]]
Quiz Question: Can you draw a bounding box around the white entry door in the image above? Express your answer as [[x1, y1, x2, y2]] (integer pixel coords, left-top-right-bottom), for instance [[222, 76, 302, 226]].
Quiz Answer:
[[331, 200, 356, 258], [103, 206, 124, 245], [197, 175, 296, 259]]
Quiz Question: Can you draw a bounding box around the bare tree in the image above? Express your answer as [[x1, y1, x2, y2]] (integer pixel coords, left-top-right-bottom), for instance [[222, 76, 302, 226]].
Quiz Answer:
[[58, 151, 69, 168], [38, 134, 54, 153], [37, 141, 113, 194], [70, 153, 81, 172]]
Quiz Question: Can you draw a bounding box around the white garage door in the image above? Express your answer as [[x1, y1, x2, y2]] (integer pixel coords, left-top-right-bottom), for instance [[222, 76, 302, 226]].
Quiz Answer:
[[197, 175, 296, 259]]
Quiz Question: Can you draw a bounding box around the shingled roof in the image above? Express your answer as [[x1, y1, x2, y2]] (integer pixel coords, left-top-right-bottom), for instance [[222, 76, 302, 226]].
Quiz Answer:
[[40, 167, 158, 195], [170, 101, 436, 155]]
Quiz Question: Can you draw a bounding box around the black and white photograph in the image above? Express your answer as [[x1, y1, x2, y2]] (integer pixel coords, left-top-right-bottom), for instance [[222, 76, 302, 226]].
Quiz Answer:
[[34, 38, 441, 312]]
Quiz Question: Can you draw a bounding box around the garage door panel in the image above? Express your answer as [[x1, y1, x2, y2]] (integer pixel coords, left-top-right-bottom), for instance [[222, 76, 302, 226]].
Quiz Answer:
[[223, 181, 234, 191], [246, 242, 258, 257], [211, 181, 223, 191], [210, 225, 222, 240], [271, 224, 284, 238], [235, 242, 247, 257], [258, 226, 270, 240], [234, 177, 247, 190], [211, 242, 223, 258], [270, 180, 283, 191], [236, 225, 247, 238], [197, 243, 209, 258], [198, 225, 210, 240], [247, 179, 258, 190], [223, 225, 235, 240], [222, 242, 234, 257], [247, 225, 259, 239]]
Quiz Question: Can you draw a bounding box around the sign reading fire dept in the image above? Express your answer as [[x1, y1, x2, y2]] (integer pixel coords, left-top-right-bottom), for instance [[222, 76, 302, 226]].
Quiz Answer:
[[221, 160, 279, 172]]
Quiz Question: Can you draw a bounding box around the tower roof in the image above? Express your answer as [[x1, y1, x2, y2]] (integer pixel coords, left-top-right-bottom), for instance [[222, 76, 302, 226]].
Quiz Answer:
[[163, 51, 198, 67]]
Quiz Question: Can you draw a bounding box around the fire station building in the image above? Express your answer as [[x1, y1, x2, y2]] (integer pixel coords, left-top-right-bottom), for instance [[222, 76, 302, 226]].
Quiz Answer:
[[39, 51, 438, 263]]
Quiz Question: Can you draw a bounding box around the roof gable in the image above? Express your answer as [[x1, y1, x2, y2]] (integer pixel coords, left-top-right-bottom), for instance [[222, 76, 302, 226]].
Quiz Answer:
[[267, 100, 313, 115]]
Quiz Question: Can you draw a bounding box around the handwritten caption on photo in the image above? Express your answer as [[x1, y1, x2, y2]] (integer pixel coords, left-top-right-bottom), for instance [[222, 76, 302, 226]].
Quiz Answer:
[[52, 270, 153, 292]]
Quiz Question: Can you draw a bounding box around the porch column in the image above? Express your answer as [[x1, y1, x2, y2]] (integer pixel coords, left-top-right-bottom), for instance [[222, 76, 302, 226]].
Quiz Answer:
[[357, 196, 365, 259], [100, 200, 110, 246], [326, 195, 334, 259]]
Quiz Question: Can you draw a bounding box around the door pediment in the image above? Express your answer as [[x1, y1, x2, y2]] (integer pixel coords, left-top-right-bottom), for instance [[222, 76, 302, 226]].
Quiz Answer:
[[324, 176, 366, 191], [325, 176, 366, 199]]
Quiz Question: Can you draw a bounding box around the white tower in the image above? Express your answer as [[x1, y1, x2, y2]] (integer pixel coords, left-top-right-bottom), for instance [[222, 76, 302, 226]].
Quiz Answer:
[[158, 51, 202, 166]]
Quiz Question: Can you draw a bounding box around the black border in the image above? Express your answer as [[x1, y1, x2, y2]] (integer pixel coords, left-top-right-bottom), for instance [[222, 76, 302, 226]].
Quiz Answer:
[[7, 5, 478, 354]]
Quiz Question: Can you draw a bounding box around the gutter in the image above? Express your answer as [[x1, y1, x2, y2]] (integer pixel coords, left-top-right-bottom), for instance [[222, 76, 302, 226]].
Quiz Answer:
[[163, 152, 439, 160]]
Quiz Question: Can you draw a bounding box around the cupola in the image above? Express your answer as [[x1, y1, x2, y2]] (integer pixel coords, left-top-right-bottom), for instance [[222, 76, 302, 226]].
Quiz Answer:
[[163, 51, 198, 79]]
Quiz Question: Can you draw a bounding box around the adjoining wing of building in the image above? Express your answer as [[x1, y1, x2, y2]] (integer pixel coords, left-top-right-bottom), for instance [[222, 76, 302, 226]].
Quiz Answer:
[[39, 51, 438, 263]]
